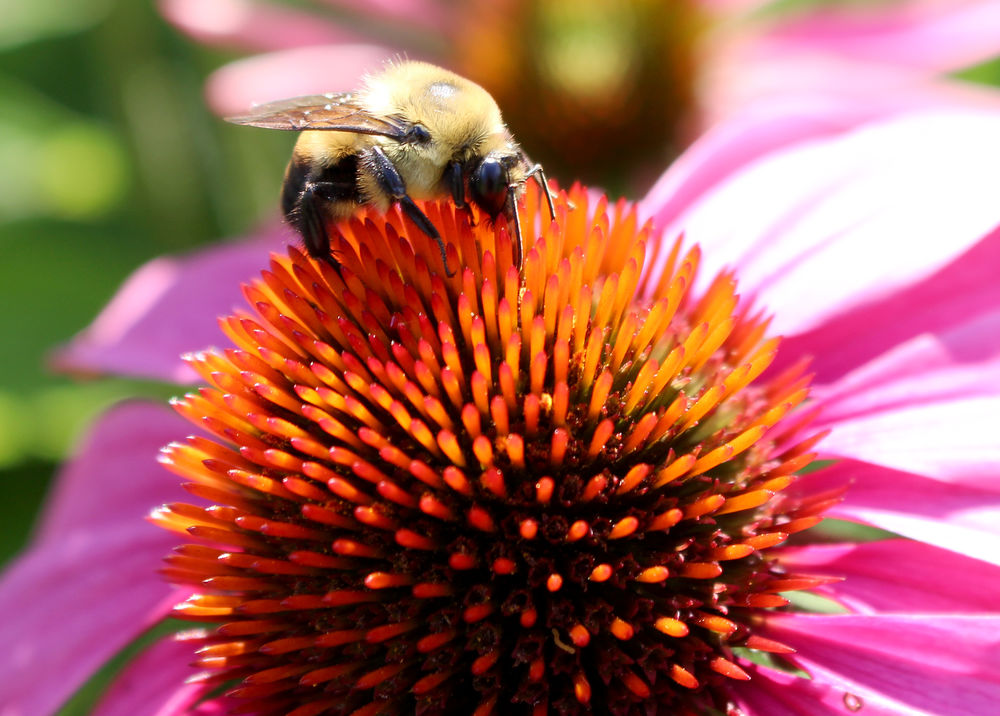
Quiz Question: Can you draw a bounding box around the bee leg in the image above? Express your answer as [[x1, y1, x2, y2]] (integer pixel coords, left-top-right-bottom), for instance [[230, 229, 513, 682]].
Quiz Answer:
[[445, 159, 478, 228], [292, 181, 343, 266], [524, 163, 557, 221], [445, 160, 466, 209], [505, 189, 524, 270], [369, 146, 455, 277]]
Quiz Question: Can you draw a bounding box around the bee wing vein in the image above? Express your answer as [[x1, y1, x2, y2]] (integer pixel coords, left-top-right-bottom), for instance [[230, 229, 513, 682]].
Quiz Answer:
[[225, 93, 406, 138]]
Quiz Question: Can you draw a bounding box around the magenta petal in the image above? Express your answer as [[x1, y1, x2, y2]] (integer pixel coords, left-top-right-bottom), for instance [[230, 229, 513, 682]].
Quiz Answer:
[[774, 226, 1000, 383], [697, 0, 771, 14], [702, 0, 1000, 125], [801, 461, 1000, 567], [815, 311, 1000, 401], [813, 326, 1000, 484], [158, 0, 361, 52], [764, 0, 1000, 72], [206, 44, 411, 117], [94, 638, 253, 715], [94, 636, 253, 715], [818, 391, 1000, 486], [317, 0, 449, 31], [701, 36, 1000, 130], [0, 403, 190, 716], [766, 613, 1000, 714], [640, 102, 879, 242], [780, 540, 1000, 613], [665, 110, 1000, 338], [730, 663, 899, 716], [92, 637, 208, 716], [53, 230, 281, 383], [33, 403, 191, 540]]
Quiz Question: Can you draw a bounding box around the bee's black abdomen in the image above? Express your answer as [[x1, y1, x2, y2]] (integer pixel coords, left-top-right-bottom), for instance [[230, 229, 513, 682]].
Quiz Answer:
[[282, 155, 363, 219], [281, 158, 311, 220]]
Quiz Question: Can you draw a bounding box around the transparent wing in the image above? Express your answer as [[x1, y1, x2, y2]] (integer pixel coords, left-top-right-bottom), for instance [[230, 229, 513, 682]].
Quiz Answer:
[[226, 93, 407, 138]]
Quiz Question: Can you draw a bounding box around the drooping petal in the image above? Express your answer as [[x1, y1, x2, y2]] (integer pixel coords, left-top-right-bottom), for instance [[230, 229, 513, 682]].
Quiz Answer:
[[780, 540, 1000, 613], [158, 0, 359, 52], [53, 230, 280, 383], [92, 637, 209, 716], [730, 663, 900, 716], [696, 0, 771, 15], [766, 613, 1000, 715], [317, 0, 449, 32], [774, 226, 1000, 383], [162, 0, 452, 44], [801, 461, 1000, 567], [815, 310, 1000, 399], [658, 109, 1000, 339], [32, 403, 196, 542], [762, 0, 1000, 73], [815, 328, 1000, 484], [641, 101, 887, 239], [0, 403, 192, 716], [700, 38, 1000, 130], [822, 395, 999, 484]]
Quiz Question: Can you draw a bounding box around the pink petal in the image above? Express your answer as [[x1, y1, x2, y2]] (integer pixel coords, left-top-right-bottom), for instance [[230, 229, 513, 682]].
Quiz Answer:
[[801, 461, 1000, 567], [764, 0, 1000, 72], [206, 44, 416, 117], [773, 225, 1000, 383], [158, 0, 359, 52], [818, 396, 1000, 487], [0, 402, 190, 716], [33, 403, 192, 541], [659, 109, 1000, 338], [92, 637, 208, 716], [700, 45, 1000, 130], [815, 311, 1000, 401], [696, 0, 771, 15], [640, 100, 891, 250], [317, 0, 449, 32], [780, 540, 1000, 613], [730, 664, 899, 716], [766, 613, 1000, 714], [53, 229, 281, 383], [811, 322, 1000, 484]]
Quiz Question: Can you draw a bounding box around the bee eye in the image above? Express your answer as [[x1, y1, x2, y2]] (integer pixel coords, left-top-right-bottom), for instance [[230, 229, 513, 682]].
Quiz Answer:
[[470, 158, 508, 218], [405, 125, 431, 144]]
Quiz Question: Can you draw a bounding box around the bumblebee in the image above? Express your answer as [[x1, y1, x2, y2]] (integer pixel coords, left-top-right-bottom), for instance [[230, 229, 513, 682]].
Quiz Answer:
[[227, 60, 556, 274]]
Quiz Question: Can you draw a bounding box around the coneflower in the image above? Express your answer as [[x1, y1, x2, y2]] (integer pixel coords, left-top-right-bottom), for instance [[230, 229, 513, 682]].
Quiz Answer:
[[153, 182, 834, 715]]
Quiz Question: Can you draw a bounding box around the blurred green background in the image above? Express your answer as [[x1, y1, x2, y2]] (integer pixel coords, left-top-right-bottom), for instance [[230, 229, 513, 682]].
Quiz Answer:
[[0, 0, 294, 565]]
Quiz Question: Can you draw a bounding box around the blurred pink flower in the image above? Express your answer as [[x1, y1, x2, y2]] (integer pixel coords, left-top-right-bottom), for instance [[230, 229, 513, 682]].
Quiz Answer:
[[700, 0, 1000, 123], [2, 101, 998, 713], [158, 0, 1000, 185]]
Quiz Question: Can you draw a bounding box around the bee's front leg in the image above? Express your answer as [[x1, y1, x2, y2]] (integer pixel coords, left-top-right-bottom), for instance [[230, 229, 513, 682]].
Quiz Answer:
[[523, 162, 557, 221], [445, 159, 479, 229], [368, 146, 454, 277], [444, 160, 467, 209]]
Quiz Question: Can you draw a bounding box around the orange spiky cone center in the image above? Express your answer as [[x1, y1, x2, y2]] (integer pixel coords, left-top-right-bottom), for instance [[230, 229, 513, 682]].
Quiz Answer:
[[153, 183, 831, 715]]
